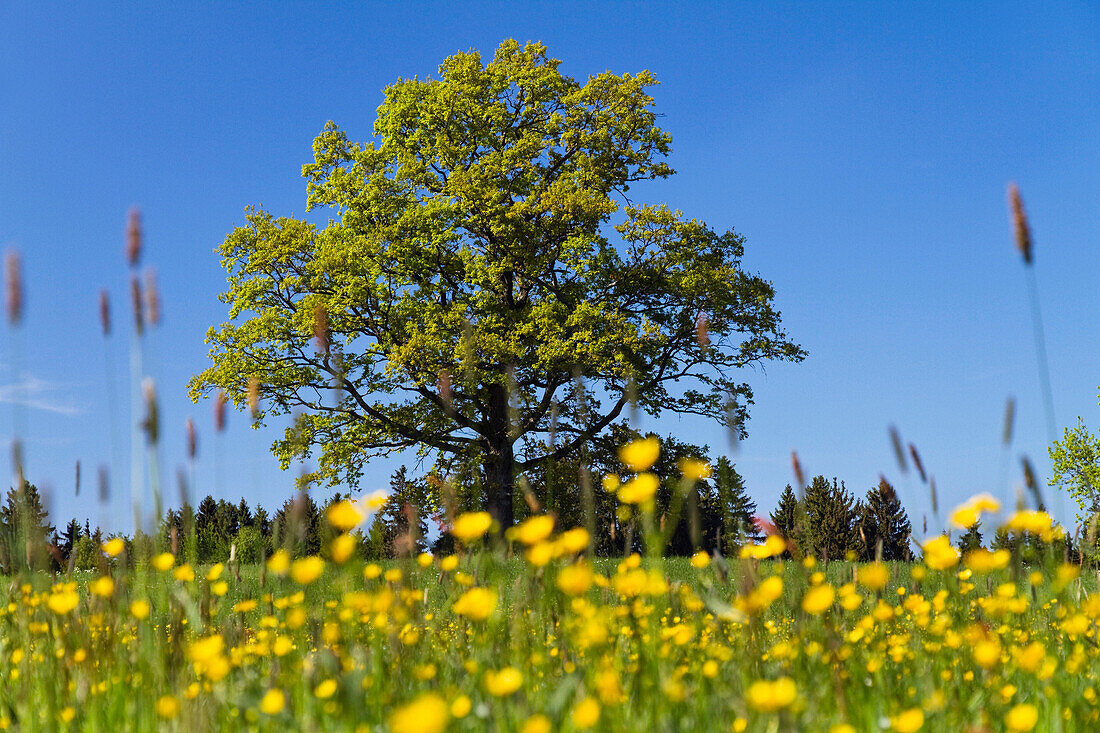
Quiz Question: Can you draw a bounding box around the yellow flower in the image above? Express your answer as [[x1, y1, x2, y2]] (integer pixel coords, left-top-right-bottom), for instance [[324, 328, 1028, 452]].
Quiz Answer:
[[521, 715, 552, 733], [949, 504, 980, 529], [390, 694, 449, 733], [525, 541, 554, 567], [619, 437, 660, 470], [801, 584, 835, 615], [602, 474, 621, 492], [857, 562, 891, 590], [556, 563, 594, 596], [130, 599, 151, 620], [892, 708, 924, 732], [417, 552, 433, 567], [364, 489, 389, 512], [102, 537, 125, 557], [211, 581, 228, 596], [260, 689, 285, 715], [151, 552, 175, 571], [963, 548, 1010, 573], [155, 695, 180, 719], [690, 550, 710, 568], [830, 726, 856, 733], [233, 599, 258, 613], [173, 564, 195, 582], [571, 697, 600, 728], [188, 635, 224, 664], [970, 493, 1001, 513], [484, 667, 523, 696], [327, 499, 365, 531], [206, 563, 224, 580], [745, 677, 797, 712], [329, 533, 356, 563], [555, 527, 590, 555], [450, 695, 471, 718], [921, 535, 959, 570], [89, 576, 114, 598], [440, 555, 459, 571], [453, 587, 497, 621], [47, 586, 79, 615], [1005, 704, 1039, 731], [290, 556, 324, 585], [314, 679, 337, 699], [364, 563, 382, 579], [267, 549, 290, 575], [679, 457, 712, 480], [510, 514, 555, 545], [973, 639, 1002, 669], [452, 512, 493, 542], [618, 472, 659, 504], [740, 535, 787, 559]]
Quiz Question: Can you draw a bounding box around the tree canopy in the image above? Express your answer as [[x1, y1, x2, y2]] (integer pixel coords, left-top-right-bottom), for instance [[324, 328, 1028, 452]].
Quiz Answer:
[[189, 40, 805, 527]]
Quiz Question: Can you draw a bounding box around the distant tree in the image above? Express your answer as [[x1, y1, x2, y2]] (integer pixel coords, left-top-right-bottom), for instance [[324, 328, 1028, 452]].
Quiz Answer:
[[713, 457, 760, 555], [858, 479, 913, 561], [770, 485, 801, 557], [379, 467, 436, 557], [1048, 417, 1100, 524], [0, 483, 57, 572], [60, 518, 82, 560], [272, 493, 323, 556], [957, 522, 984, 554], [803, 476, 861, 562]]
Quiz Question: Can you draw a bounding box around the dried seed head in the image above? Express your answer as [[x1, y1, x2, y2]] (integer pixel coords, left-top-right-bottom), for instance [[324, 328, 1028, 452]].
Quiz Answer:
[[98, 465, 110, 503], [247, 378, 260, 420], [4, 250, 22, 326], [437, 368, 452, 408], [143, 268, 161, 327], [929, 477, 939, 515], [130, 275, 144, 337], [790, 450, 805, 490], [908, 443, 927, 483], [99, 289, 111, 336], [889, 426, 907, 473], [185, 417, 197, 460], [1008, 183, 1032, 265], [142, 377, 159, 445], [126, 208, 142, 267], [695, 311, 709, 351], [1002, 396, 1016, 446], [313, 303, 329, 353], [214, 390, 227, 432], [75, 460, 81, 497]]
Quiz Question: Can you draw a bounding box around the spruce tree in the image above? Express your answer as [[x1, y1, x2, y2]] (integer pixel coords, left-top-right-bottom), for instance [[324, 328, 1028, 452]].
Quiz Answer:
[[957, 521, 983, 553], [770, 484, 801, 557], [714, 457, 760, 554], [803, 477, 860, 562], [858, 479, 913, 561]]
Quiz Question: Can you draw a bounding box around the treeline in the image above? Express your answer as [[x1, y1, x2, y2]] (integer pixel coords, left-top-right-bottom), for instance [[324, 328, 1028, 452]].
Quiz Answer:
[[0, 427, 1062, 573]]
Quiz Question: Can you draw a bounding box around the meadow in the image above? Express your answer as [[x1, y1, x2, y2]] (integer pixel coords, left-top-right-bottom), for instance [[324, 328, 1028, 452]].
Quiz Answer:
[[0, 485, 1093, 733]]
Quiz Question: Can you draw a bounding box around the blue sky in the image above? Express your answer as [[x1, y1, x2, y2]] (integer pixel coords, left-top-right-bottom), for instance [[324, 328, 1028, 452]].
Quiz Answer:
[[1, 2, 1098, 536]]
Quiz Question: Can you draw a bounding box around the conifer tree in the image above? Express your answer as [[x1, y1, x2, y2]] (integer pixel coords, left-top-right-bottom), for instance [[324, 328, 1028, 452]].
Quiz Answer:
[[957, 521, 983, 553], [858, 479, 913, 561], [770, 484, 801, 557], [714, 457, 760, 554], [804, 476, 861, 562]]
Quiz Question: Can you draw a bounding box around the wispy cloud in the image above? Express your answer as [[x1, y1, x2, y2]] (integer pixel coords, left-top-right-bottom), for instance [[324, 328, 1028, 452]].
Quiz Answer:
[[0, 375, 84, 415]]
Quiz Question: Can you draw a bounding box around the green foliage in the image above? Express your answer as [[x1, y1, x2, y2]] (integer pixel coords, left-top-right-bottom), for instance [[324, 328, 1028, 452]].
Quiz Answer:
[[1048, 416, 1100, 524], [188, 40, 805, 528], [957, 521, 984, 553], [802, 476, 861, 562], [770, 485, 800, 557], [858, 479, 913, 561], [0, 483, 57, 573], [714, 456, 761, 555]]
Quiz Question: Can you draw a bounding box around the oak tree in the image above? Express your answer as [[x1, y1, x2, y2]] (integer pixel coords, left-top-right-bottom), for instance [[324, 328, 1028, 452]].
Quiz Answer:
[[189, 40, 805, 528]]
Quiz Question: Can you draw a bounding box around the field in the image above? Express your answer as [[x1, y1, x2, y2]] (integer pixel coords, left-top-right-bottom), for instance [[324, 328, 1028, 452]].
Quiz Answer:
[[0, 505, 1093, 732]]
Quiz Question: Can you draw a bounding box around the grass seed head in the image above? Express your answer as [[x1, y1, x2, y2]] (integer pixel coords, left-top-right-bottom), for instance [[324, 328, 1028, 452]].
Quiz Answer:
[[1008, 183, 1032, 265]]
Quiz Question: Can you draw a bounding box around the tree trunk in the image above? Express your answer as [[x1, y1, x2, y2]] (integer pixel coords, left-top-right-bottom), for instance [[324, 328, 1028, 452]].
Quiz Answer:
[[484, 381, 515, 531]]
